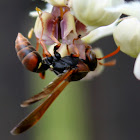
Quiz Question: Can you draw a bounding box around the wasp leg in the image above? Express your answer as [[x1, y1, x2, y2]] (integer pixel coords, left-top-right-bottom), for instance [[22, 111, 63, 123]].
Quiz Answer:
[[99, 59, 116, 66], [97, 46, 120, 60]]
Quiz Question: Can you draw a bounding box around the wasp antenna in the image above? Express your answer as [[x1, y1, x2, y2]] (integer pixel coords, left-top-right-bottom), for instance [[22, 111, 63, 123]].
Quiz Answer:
[[73, 35, 81, 44], [71, 35, 81, 57], [97, 46, 120, 60], [71, 45, 80, 57]]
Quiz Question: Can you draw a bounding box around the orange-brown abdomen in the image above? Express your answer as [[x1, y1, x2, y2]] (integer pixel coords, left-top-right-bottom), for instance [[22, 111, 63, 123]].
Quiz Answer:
[[15, 33, 42, 72]]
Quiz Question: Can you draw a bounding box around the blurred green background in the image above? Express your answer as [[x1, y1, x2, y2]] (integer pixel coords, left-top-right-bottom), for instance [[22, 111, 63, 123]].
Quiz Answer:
[[1, 0, 140, 140]]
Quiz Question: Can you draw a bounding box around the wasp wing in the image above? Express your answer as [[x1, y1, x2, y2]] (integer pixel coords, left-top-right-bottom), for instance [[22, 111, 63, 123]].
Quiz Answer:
[[10, 70, 73, 135], [21, 70, 73, 107]]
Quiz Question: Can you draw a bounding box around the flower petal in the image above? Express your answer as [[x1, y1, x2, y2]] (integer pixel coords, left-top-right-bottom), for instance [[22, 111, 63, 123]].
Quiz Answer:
[[134, 53, 140, 80], [113, 17, 140, 58], [106, 1, 140, 20], [76, 20, 87, 38], [71, 0, 123, 27], [61, 11, 77, 43], [29, 3, 53, 17], [43, 0, 66, 6], [82, 19, 119, 44], [34, 12, 58, 45]]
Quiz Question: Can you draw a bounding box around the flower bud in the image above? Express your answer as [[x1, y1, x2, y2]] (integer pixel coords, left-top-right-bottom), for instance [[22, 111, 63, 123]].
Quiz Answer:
[[113, 17, 140, 58], [71, 0, 124, 27]]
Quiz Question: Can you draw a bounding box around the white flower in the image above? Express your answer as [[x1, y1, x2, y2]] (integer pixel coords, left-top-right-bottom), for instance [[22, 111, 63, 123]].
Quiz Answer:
[[70, 0, 124, 27], [113, 16, 140, 80], [43, 0, 66, 6], [30, 3, 53, 17], [111, 1, 140, 80], [70, 0, 140, 80], [82, 19, 119, 44], [75, 0, 140, 45], [106, 1, 140, 20], [113, 17, 140, 58], [34, 11, 57, 45], [134, 53, 140, 80]]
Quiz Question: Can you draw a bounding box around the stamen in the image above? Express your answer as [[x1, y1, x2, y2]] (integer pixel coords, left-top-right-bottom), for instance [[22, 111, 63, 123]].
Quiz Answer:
[[97, 46, 120, 60]]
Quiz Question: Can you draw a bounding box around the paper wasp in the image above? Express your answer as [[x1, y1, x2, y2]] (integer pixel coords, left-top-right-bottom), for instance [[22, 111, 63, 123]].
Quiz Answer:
[[11, 6, 120, 135], [11, 33, 120, 135]]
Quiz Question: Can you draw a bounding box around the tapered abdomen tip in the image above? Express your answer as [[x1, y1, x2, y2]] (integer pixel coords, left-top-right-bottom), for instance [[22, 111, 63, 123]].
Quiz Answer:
[[15, 33, 28, 44]]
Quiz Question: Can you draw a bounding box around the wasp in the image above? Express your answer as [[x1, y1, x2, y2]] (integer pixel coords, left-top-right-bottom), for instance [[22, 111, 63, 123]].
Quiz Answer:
[[11, 32, 120, 135]]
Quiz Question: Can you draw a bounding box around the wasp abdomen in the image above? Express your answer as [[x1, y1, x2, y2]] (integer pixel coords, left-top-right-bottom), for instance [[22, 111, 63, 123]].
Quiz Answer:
[[15, 33, 42, 72]]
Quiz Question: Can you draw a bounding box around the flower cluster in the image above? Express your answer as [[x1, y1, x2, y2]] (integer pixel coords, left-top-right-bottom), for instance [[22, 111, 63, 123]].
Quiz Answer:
[[30, 0, 140, 80]]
